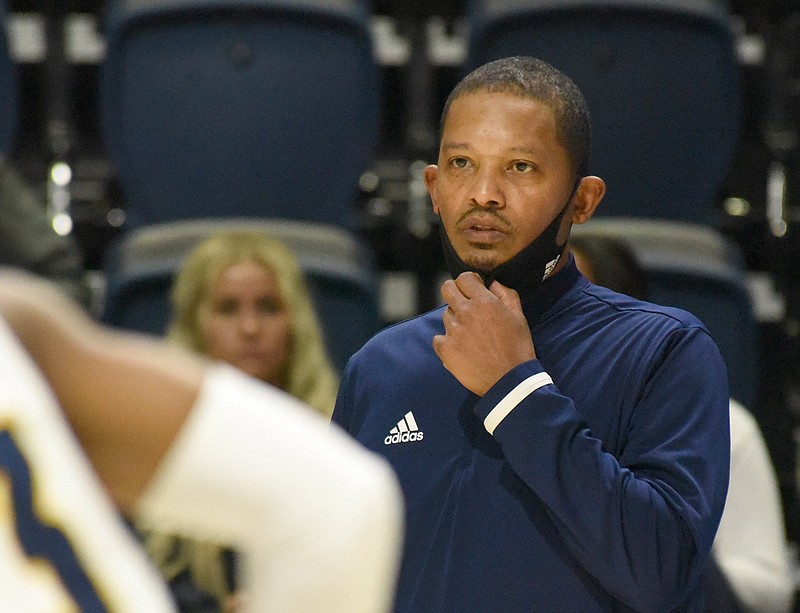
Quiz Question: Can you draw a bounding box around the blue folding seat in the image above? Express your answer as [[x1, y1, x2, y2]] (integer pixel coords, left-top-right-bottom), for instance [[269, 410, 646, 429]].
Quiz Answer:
[[466, 0, 742, 225], [101, 217, 382, 372], [99, 0, 380, 229], [572, 218, 758, 408], [0, 0, 16, 155]]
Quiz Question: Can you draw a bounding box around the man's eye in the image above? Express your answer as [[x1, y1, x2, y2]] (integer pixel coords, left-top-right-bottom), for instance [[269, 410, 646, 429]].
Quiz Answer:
[[512, 161, 534, 172], [450, 157, 468, 169]]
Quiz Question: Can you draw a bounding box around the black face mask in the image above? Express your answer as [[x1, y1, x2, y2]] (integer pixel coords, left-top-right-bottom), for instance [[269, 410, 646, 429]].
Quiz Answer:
[[438, 180, 580, 292]]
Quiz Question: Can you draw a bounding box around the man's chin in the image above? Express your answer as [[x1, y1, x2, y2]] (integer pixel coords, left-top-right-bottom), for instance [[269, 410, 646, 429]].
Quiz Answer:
[[462, 255, 500, 276]]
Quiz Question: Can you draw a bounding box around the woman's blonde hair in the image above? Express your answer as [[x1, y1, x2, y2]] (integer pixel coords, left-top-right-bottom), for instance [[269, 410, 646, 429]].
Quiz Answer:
[[144, 229, 340, 603]]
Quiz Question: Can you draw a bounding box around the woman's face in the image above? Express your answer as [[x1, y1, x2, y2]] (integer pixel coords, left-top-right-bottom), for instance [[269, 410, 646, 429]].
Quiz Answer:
[[199, 260, 292, 386]]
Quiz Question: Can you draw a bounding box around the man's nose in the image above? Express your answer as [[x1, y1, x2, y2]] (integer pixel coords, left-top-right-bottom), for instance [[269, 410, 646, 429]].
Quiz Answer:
[[471, 167, 505, 209]]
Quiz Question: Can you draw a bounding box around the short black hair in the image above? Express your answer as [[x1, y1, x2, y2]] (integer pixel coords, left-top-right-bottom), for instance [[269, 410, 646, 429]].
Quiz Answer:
[[440, 56, 591, 179]]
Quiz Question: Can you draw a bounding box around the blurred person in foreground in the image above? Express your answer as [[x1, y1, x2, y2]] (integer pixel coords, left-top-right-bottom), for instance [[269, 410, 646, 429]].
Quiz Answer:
[[0, 266, 401, 612]]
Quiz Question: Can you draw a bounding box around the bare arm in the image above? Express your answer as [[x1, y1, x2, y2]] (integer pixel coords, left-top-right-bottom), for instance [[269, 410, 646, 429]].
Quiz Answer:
[[0, 268, 404, 612], [0, 267, 205, 513]]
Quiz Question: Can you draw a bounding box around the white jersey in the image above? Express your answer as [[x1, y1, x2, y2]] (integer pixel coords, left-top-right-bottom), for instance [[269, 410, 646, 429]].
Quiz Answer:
[[0, 312, 402, 613], [0, 318, 176, 613], [137, 364, 403, 613]]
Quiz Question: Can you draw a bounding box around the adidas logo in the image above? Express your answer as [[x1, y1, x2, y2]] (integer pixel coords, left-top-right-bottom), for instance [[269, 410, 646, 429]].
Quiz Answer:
[[384, 411, 424, 445], [542, 255, 560, 280]]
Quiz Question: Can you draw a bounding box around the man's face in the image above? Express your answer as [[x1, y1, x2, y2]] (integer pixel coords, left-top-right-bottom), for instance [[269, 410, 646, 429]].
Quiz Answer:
[[425, 91, 576, 273]]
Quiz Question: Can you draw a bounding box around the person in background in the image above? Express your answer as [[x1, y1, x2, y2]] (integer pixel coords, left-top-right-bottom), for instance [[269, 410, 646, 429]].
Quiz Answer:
[[142, 229, 341, 611], [0, 267, 402, 613], [571, 233, 797, 613], [165, 229, 338, 416], [333, 55, 730, 612], [568, 233, 649, 303], [0, 159, 92, 309]]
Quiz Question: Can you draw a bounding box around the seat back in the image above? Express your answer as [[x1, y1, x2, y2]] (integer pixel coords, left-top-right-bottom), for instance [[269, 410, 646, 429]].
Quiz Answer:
[[100, 0, 380, 229], [101, 218, 382, 372], [0, 0, 17, 155], [466, 0, 741, 224], [572, 218, 758, 408]]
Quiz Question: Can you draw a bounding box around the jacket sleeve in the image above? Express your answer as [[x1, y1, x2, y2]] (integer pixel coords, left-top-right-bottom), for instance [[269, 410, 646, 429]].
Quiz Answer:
[[472, 326, 731, 613]]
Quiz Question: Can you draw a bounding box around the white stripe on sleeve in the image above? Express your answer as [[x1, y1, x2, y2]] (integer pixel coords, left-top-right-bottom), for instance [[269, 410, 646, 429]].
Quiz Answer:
[[483, 372, 554, 435]]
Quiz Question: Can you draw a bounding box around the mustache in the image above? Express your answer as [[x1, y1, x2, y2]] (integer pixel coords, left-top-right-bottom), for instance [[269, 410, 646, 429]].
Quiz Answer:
[[455, 207, 513, 229]]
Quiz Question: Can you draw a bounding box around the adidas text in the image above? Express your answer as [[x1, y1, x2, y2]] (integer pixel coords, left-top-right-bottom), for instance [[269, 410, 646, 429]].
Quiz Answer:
[[384, 431, 424, 445]]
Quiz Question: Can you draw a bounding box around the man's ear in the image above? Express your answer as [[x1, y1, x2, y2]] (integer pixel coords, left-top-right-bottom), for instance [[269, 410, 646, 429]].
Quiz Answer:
[[571, 176, 606, 225], [424, 164, 440, 214]]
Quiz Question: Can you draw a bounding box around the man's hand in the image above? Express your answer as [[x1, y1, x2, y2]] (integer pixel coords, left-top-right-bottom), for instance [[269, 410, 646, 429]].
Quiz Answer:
[[433, 272, 536, 396]]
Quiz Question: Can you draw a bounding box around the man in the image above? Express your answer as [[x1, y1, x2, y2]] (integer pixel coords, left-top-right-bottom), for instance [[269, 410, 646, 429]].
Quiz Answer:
[[0, 267, 402, 612], [332, 56, 730, 612]]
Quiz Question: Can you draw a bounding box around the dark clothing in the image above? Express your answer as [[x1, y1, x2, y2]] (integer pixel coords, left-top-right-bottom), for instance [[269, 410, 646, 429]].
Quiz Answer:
[[334, 259, 730, 612]]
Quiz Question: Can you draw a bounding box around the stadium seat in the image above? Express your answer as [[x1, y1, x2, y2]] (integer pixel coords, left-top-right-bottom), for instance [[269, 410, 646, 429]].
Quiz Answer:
[[572, 217, 759, 408], [99, 0, 380, 229], [101, 218, 382, 372], [466, 0, 742, 225]]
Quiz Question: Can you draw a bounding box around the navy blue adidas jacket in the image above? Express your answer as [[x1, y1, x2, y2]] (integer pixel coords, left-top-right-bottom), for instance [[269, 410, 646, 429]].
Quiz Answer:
[[333, 259, 730, 613]]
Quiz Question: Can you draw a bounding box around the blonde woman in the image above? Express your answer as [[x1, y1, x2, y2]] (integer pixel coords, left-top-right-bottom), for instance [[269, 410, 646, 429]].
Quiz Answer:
[[143, 229, 340, 611]]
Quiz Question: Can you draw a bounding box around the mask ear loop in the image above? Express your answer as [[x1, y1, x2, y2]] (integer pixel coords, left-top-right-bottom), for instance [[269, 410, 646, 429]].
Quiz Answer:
[[555, 175, 584, 246], [551, 174, 584, 251]]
